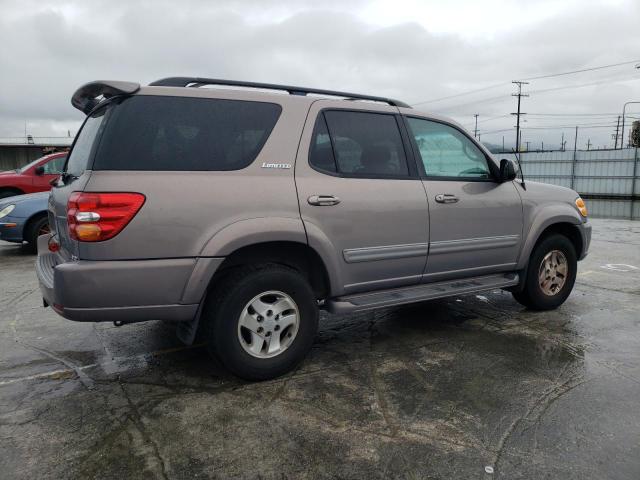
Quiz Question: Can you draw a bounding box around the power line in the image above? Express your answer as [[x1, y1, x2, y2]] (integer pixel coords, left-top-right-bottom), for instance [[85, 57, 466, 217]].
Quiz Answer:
[[411, 82, 509, 106], [520, 125, 616, 130], [410, 58, 640, 106], [527, 74, 640, 95], [526, 112, 620, 116], [517, 59, 640, 81]]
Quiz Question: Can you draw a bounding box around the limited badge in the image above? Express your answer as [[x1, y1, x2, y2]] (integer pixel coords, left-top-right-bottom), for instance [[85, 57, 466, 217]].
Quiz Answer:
[[261, 162, 291, 169]]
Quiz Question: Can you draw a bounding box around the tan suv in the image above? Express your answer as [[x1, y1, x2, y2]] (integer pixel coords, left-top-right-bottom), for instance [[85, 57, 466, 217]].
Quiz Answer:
[[36, 77, 591, 380]]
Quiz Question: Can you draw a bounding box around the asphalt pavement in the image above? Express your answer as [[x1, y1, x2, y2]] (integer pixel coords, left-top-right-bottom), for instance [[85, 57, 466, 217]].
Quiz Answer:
[[1, 218, 639, 479]]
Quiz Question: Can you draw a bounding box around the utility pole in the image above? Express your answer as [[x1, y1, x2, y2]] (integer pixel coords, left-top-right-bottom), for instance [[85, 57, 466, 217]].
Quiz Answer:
[[502, 136, 505, 152], [614, 115, 621, 149], [573, 126, 579, 152], [561, 132, 565, 151], [473, 114, 479, 139], [541, 141, 544, 151], [519, 131, 523, 151], [586, 138, 592, 150], [511, 81, 529, 152], [525, 141, 530, 151]]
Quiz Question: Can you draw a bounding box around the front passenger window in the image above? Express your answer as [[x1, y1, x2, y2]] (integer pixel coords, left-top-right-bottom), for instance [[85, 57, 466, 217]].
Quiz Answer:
[[406, 118, 491, 179]]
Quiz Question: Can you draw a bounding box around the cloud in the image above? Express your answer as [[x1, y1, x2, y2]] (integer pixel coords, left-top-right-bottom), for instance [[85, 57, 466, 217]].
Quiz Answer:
[[0, 0, 638, 148]]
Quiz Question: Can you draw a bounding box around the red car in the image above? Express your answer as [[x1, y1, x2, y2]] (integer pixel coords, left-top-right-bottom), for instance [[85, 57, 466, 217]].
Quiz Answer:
[[0, 152, 67, 199]]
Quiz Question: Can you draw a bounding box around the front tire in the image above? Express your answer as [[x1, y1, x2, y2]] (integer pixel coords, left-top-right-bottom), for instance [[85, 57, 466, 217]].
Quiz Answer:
[[513, 234, 577, 310], [204, 265, 319, 381]]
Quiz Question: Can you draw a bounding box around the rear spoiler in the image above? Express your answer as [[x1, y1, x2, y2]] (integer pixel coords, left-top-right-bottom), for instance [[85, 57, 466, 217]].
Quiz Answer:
[[71, 80, 140, 114]]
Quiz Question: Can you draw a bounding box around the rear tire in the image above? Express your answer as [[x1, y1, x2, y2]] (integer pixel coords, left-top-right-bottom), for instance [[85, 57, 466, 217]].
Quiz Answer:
[[204, 264, 319, 381], [25, 215, 49, 253], [513, 234, 577, 310]]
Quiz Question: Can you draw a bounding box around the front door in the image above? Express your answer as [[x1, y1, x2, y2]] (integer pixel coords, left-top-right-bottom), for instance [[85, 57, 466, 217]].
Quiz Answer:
[[295, 102, 429, 296], [403, 116, 523, 282], [34, 154, 66, 190]]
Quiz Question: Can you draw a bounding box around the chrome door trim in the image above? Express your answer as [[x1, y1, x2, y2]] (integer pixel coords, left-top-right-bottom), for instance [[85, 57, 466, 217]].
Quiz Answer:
[[343, 242, 429, 263], [429, 235, 520, 255]]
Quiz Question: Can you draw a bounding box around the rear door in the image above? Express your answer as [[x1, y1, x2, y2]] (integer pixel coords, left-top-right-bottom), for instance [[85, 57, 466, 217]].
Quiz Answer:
[[295, 102, 429, 296], [49, 107, 108, 260], [403, 116, 523, 282]]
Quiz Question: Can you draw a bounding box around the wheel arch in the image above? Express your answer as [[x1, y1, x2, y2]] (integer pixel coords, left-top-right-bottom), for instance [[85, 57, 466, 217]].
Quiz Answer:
[[517, 214, 584, 272], [212, 240, 332, 299], [23, 210, 49, 242]]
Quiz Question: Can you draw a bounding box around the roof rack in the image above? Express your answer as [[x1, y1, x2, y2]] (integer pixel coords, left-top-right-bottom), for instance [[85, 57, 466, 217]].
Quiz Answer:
[[149, 77, 411, 108]]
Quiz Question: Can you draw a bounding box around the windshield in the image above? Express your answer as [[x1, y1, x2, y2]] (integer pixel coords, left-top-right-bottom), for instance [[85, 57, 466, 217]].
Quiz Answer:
[[16, 157, 45, 173]]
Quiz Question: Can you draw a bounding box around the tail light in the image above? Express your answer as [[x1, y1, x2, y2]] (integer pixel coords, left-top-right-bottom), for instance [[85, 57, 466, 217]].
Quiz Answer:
[[67, 192, 145, 242]]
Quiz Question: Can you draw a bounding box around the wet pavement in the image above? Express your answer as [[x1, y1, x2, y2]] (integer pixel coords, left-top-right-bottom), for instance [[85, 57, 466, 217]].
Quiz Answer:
[[1, 218, 639, 479]]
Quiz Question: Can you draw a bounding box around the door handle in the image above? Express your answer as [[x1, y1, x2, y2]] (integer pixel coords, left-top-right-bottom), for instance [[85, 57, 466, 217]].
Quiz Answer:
[[308, 195, 341, 206], [435, 194, 459, 204]]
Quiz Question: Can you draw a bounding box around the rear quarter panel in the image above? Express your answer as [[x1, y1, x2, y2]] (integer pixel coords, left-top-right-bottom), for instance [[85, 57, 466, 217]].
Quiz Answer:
[[78, 90, 311, 260]]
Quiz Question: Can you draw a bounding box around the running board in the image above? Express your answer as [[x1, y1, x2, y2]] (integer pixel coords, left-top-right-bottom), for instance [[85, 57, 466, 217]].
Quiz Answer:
[[326, 273, 519, 314]]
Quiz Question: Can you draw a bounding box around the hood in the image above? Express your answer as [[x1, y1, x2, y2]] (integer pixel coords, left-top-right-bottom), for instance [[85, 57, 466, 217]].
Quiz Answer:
[[520, 180, 579, 203], [0, 191, 49, 207], [0, 170, 19, 176]]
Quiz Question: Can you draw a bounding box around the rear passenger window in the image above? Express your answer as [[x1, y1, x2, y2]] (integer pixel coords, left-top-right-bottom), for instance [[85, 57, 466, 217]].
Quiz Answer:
[[309, 114, 337, 173], [310, 111, 409, 177], [92, 96, 282, 171]]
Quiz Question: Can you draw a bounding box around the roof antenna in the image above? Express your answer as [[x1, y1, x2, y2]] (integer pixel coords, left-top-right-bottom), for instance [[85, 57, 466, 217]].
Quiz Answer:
[[511, 148, 526, 190]]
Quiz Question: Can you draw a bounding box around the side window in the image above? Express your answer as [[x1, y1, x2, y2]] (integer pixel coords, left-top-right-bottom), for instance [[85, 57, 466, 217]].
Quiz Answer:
[[42, 155, 67, 174], [66, 107, 108, 177], [406, 117, 492, 179], [320, 111, 409, 177], [309, 114, 337, 173]]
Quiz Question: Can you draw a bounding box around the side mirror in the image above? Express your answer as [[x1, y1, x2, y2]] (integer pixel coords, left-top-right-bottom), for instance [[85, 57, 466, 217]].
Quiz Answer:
[[34, 165, 45, 176], [499, 159, 517, 182]]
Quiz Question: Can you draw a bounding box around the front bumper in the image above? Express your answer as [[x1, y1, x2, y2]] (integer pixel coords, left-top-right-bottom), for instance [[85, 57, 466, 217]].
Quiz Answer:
[[0, 217, 25, 242], [577, 221, 592, 260], [36, 234, 223, 323]]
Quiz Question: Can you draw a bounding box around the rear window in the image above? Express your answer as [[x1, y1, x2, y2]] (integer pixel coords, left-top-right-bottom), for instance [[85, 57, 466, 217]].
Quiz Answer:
[[66, 108, 107, 177], [92, 96, 282, 171]]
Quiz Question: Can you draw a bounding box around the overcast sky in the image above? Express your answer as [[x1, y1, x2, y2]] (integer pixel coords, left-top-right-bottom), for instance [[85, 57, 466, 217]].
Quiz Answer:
[[1, 0, 639, 150]]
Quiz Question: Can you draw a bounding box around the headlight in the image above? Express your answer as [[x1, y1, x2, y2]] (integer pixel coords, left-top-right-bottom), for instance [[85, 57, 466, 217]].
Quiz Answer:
[[575, 197, 588, 217], [0, 204, 15, 219]]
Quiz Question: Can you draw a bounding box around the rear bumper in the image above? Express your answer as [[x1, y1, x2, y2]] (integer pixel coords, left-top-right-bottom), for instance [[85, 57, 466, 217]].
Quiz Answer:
[[577, 221, 592, 260], [36, 234, 223, 323]]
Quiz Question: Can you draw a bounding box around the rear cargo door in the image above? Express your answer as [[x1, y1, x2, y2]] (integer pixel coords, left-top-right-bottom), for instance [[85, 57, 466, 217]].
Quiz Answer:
[[49, 106, 108, 260]]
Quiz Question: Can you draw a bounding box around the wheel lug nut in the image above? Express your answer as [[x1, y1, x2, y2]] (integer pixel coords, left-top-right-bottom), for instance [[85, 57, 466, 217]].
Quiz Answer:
[[267, 310, 273, 317], [257, 316, 263, 322], [266, 331, 271, 337], [257, 327, 263, 333], [275, 325, 280, 331]]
